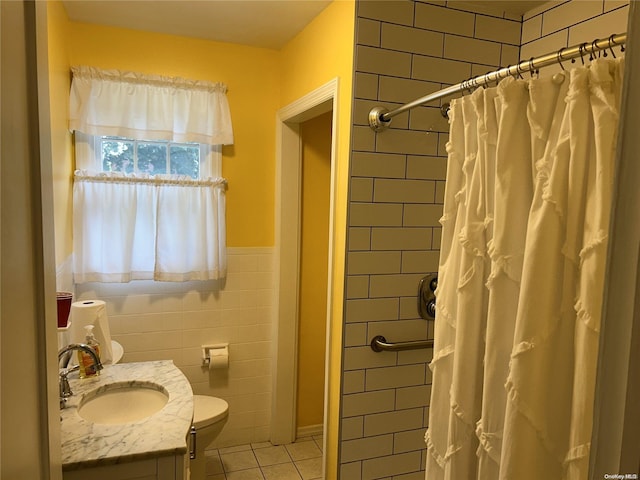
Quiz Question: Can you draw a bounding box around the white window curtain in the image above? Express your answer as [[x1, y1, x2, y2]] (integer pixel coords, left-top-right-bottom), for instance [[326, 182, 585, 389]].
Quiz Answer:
[[73, 172, 227, 283], [426, 57, 624, 480], [69, 65, 233, 145], [70, 66, 232, 283]]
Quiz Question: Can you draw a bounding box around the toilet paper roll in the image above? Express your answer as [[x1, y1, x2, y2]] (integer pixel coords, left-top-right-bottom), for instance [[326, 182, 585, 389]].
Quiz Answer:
[[70, 300, 113, 364], [208, 345, 229, 370]]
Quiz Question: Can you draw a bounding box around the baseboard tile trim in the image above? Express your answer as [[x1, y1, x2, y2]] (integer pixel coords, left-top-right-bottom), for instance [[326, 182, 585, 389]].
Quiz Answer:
[[296, 424, 323, 439]]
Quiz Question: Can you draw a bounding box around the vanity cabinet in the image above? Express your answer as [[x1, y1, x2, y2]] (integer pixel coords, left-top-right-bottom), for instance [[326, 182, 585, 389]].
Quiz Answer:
[[63, 453, 186, 480], [60, 362, 193, 480]]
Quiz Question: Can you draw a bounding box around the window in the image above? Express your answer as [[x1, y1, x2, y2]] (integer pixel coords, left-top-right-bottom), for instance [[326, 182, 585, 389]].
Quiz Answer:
[[101, 137, 201, 178], [75, 132, 221, 178], [69, 66, 232, 283], [72, 132, 226, 283]]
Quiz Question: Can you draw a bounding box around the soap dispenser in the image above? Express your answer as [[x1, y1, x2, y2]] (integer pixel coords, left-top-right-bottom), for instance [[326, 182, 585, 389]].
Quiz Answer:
[[78, 324, 101, 378]]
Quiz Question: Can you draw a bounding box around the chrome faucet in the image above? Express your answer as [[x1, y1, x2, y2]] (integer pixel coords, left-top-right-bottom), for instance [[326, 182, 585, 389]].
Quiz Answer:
[[57, 344, 103, 409]]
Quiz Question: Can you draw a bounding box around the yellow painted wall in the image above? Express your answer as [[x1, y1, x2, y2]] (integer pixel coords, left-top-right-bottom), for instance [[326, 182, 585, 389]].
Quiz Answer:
[[279, 1, 355, 477], [47, 0, 73, 266], [297, 111, 332, 429], [54, 17, 281, 248], [47, 2, 354, 253]]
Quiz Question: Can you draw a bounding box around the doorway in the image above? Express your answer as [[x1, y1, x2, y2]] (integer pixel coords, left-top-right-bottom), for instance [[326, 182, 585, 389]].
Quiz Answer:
[[297, 111, 332, 437], [271, 79, 339, 477]]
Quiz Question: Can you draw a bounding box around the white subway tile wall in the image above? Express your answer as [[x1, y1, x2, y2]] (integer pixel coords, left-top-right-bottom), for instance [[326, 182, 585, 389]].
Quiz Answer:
[[342, 1, 520, 477], [343, 0, 630, 478], [75, 247, 275, 448], [520, 0, 629, 68]]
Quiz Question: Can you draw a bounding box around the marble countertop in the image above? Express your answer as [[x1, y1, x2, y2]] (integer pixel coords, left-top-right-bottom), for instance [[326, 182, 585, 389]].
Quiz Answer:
[[60, 360, 193, 471]]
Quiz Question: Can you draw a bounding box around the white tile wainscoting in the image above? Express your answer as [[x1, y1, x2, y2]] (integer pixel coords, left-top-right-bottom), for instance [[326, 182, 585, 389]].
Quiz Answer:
[[74, 247, 276, 448]]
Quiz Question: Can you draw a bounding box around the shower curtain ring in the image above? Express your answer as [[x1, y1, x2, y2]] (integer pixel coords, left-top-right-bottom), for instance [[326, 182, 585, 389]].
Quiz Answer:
[[440, 102, 450, 118], [506, 65, 515, 80], [529, 57, 539, 78], [607, 34, 616, 58], [463, 78, 472, 94], [557, 48, 566, 70], [590, 39, 599, 60], [579, 43, 587, 64], [516, 62, 524, 79], [480, 73, 488, 89]]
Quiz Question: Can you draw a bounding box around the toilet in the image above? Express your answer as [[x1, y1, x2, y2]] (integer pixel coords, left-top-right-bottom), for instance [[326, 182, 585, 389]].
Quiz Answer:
[[189, 395, 229, 480]]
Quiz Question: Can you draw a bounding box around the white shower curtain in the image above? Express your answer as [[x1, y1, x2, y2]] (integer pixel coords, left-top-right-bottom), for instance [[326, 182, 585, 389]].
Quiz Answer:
[[425, 57, 625, 480]]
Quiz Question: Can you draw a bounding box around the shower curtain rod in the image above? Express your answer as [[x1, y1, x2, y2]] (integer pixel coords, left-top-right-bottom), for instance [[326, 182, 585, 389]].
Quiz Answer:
[[368, 32, 626, 131]]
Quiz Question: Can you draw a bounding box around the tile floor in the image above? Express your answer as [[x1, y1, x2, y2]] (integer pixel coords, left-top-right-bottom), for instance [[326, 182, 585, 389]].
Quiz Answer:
[[204, 435, 323, 480]]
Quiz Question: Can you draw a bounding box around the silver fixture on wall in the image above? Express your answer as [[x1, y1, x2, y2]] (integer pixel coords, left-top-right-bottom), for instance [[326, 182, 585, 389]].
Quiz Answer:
[[418, 273, 437, 320], [369, 274, 438, 353], [370, 335, 434, 352]]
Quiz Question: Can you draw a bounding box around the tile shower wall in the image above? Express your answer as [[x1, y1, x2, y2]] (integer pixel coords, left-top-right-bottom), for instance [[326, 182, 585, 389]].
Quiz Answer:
[[75, 247, 275, 448], [521, 0, 629, 61], [341, 1, 631, 478], [340, 2, 520, 478]]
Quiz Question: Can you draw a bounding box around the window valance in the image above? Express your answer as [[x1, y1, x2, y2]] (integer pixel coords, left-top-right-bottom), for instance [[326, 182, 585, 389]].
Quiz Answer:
[[69, 66, 234, 145]]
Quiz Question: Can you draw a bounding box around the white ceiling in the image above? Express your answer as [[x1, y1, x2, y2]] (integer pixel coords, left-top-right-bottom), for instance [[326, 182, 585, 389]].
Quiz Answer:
[[62, 0, 333, 50], [62, 0, 549, 50]]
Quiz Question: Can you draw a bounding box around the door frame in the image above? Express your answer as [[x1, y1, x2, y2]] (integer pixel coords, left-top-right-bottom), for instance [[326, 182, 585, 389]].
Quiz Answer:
[[271, 78, 339, 465]]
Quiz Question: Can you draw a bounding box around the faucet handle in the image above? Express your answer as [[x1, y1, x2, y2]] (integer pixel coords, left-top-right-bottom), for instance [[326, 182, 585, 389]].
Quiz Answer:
[[59, 370, 73, 410], [59, 370, 73, 398]]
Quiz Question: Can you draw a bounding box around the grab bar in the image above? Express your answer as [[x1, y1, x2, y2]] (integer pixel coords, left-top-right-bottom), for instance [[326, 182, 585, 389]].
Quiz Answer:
[[370, 335, 434, 352]]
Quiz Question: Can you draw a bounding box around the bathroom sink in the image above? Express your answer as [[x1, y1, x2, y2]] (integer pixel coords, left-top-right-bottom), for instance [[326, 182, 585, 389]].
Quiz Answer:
[[78, 381, 169, 424]]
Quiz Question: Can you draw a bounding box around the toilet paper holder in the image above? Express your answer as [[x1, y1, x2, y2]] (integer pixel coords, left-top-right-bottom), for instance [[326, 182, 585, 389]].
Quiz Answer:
[[202, 343, 228, 366]]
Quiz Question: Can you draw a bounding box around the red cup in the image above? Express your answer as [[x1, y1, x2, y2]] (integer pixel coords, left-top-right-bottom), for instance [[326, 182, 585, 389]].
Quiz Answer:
[[56, 292, 73, 328]]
